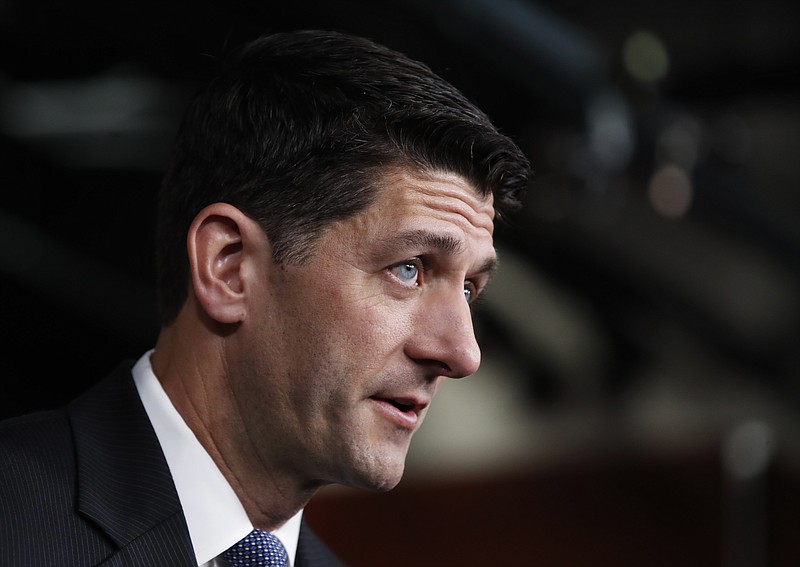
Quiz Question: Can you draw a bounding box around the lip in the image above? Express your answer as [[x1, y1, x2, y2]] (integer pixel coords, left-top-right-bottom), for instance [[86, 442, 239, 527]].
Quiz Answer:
[[369, 395, 429, 430]]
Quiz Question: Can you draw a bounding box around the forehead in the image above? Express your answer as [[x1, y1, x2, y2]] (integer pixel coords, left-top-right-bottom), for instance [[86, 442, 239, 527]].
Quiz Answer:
[[368, 169, 496, 234], [315, 168, 498, 267]]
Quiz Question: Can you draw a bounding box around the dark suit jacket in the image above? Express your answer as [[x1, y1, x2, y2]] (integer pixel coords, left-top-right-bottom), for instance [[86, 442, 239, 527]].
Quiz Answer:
[[0, 363, 345, 567]]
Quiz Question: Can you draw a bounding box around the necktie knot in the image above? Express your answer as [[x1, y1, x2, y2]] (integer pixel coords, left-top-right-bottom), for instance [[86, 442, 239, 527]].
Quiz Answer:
[[223, 529, 289, 567]]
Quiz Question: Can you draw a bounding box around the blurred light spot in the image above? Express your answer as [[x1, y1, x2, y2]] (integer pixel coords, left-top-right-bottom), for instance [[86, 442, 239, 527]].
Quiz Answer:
[[0, 74, 164, 135], [656, 114, 704, 170], [587, 90, 635, 171], [647, 164, 693, 218], [0, 68, 188, 169], [623, 30, 669, 84], [722, 420, 775, 481]]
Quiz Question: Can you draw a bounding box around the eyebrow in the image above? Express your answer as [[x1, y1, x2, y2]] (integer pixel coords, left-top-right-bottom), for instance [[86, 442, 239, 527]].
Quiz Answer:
[[476, 255, 500, 279], [398, 229, 463, 255], [385, 229, 499, 278]]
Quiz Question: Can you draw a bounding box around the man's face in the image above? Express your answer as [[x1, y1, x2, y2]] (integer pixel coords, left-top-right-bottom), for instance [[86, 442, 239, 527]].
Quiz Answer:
[[232, 169, 497, 492]]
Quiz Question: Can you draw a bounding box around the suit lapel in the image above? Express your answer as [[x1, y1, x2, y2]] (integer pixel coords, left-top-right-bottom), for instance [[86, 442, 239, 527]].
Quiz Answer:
[[68, 363, 195, 565]]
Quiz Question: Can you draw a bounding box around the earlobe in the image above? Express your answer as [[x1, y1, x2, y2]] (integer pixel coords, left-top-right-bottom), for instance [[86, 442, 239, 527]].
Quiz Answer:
[[188, 203, 259, 325]]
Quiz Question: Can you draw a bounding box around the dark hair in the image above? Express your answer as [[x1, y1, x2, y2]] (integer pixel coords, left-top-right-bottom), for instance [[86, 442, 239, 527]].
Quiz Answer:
[[156, 29, 530, 325]]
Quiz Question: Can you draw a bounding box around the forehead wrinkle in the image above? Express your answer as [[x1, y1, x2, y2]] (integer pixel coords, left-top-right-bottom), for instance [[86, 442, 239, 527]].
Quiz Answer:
[[417, 190, 495, 233], [384, 168, 496, 231]]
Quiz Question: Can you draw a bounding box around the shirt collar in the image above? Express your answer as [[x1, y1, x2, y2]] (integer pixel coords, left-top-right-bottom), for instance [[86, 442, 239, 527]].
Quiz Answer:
[[132, 351, 302, 566]]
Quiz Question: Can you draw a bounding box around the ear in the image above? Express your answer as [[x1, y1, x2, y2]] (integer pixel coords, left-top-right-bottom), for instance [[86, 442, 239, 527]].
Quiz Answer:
[[187, 202, 268, 325]]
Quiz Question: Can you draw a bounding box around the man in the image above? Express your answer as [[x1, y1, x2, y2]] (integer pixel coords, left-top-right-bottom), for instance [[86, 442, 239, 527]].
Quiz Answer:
[[0, 30, 529, 566]]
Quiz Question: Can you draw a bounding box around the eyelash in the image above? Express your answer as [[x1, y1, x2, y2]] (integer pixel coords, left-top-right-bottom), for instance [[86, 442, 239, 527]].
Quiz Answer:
[[388, 258, 481, 304]]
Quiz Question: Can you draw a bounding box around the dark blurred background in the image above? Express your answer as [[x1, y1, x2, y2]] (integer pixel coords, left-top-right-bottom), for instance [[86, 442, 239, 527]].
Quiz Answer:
[[1, 1, 798, 565]]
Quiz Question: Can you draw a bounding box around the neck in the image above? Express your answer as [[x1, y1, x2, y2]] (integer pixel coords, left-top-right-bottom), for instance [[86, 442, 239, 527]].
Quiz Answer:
[[151, 309, 319, 531]]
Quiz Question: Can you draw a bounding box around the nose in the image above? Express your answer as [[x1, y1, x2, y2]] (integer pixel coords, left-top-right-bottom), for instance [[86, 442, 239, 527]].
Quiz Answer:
[[405, 288, 482, 379]]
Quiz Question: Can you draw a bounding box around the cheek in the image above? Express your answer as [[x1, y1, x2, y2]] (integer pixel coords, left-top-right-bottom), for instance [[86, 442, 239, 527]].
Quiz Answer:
[[279, 270, 415, 372], [350, 301, 413, 356], [307, 307, 412, 393]]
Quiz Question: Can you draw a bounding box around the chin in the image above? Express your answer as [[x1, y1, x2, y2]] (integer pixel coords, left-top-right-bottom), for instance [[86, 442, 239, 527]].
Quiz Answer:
[[339, 448, 407, 493], [353, 472, 404, 493]]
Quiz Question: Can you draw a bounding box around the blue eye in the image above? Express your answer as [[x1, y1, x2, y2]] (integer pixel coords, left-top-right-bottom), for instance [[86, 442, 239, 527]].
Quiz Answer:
[[390, 261, 419, 285], [464, 282, 479, 304]]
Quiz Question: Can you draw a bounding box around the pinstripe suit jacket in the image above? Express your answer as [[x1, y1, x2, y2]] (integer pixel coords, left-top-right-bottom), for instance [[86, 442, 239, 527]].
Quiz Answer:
[[0, 363, 345, 567]]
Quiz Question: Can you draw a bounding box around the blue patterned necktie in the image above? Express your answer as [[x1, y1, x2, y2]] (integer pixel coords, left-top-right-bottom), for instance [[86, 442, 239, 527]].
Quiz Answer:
[[223, 529, 289, 567]]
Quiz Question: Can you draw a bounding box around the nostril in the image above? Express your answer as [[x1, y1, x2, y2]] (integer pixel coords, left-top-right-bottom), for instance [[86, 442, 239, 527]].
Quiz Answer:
[[408, 357, 451, 377]]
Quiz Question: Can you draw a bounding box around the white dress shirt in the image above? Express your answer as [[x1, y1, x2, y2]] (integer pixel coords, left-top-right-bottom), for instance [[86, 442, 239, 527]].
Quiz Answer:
[[132, 351, 302, 566]]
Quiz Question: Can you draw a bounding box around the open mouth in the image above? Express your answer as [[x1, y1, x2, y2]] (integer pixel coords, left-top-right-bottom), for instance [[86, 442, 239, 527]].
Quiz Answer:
[[386, 399, 415, 413], [370, 396, 422, 429]]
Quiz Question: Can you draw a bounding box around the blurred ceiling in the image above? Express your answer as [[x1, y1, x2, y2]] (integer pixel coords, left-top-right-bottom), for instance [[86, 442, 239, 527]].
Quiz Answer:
[[1, 0, 799, 419]]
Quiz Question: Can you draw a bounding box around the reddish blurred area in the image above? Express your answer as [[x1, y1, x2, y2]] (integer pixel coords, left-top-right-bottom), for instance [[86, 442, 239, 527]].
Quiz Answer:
[[307, 450, 800, 567]]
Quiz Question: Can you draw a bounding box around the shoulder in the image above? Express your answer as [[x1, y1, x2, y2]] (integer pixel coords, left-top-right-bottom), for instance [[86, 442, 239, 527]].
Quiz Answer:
[[0, 408, 76, 510], [0, 408, 74, 484], [0, 408, 94, 562], [0, 367, 153, 566]]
